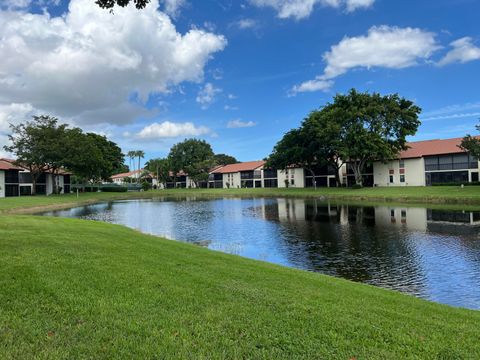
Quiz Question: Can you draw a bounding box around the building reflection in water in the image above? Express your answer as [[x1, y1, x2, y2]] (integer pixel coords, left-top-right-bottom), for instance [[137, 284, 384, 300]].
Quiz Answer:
[[261, 198, 480, 307]]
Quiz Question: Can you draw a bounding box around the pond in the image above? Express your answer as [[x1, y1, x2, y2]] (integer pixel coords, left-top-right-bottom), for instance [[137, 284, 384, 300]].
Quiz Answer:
[[41, 197, 480, 310]]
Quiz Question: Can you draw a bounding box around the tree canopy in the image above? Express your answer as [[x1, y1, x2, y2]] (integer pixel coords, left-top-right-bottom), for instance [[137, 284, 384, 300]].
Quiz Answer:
[[168, 139, 215, 187], [460, 123, 480, 159], [267, 89, 421, 187], [213, 154, 238, 166], [4, 115, 126, 193], [95, 0, 150, 10]]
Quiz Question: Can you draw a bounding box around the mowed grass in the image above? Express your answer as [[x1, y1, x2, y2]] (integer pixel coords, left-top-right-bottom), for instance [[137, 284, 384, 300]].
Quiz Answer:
[[1, 215, 479, 359], [2, 186, 480, 214]]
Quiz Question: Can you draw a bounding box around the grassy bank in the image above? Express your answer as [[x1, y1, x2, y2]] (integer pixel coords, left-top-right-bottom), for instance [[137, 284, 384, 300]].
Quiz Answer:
[[1, 215, 479, 359], [2, 186, 480, 214]]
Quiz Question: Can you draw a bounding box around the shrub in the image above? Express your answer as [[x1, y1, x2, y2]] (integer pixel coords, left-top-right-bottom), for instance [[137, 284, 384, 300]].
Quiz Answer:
[[84, 186, 100, 192], [141, 181, 152, 192], [351, 184, 363, 189], [101, 186, 128, 193]]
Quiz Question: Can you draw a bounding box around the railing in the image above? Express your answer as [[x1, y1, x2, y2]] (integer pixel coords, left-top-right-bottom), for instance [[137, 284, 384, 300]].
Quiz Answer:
[[425, 162, 478, 171]]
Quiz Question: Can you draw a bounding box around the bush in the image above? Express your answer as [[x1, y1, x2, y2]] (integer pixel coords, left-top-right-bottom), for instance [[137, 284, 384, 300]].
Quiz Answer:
[[351, 184, 363, 189], [141, 181, 152, 192], [101, 186, 128, 192], [84, 186, 100, 193]]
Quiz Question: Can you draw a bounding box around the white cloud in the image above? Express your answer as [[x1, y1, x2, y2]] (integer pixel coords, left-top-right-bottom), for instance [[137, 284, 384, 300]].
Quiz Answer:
[[136, 121, 211, 139], [0, 0, 227, 126], [292, 26, 439, 94], [290, 78, 333, 94], [249, 0, 374, 20], [227, 119, 257, 128], [162, 0, 187, 17], [437, 37, 480, 66], [345, 0, 375, 12], [2, 0, 31, 9], [196, 83, 222, 109], [234, 18, 258, 29]]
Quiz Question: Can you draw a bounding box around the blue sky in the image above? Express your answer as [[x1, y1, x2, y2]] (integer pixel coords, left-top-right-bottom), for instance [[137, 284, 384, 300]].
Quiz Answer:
[[0, 0, 479, 165]]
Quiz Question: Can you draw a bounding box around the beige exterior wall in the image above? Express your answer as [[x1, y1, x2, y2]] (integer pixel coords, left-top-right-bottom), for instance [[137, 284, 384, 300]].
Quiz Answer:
[[373, 158, 425, 187], [223, 172, 241, 188], [0, 170, 5, 198], [277, 168, 305, 188]]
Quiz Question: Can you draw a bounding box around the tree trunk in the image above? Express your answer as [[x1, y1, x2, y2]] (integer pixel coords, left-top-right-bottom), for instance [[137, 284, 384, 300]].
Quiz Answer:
[[307, 168, 317, 190], [351, 160, 365, 186]]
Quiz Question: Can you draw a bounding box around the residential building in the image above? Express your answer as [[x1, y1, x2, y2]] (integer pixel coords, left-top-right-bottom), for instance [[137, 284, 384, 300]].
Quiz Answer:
[[372, 137, 478, 187], [210, 161, 266, 188], [0, 158, 71, 197], [0, 159, 22, 197]]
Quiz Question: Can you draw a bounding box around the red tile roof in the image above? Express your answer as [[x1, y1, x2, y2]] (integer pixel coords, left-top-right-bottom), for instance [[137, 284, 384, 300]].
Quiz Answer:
[[0, 159, 23, 171], [212, 161, 266, 174], [0, 158, 72, 175], [111, 169, 146, 179], [400, 137, 473, 159]]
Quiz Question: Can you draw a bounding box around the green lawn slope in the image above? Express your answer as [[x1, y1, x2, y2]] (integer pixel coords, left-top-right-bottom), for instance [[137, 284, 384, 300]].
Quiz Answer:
[[1, 215, 479, 359]]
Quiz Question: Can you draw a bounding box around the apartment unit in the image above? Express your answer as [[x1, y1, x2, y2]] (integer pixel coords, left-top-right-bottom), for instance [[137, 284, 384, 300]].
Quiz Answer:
[[0, 158, 71, 197], [373, 137, 478, 187], [209, 161, 265, 188], [0, 159, 22, 197]]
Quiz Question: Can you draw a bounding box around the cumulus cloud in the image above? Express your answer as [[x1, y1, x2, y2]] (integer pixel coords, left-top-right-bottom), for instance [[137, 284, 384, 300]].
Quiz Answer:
[[437, 37, 480, 66], [0, 0, 227, 127], [136, 121, 211, 139], [227, 119, 257, 128], [196, 83, 222, 109], [292, 25, 439, 94], [249, 0, 375, 20]]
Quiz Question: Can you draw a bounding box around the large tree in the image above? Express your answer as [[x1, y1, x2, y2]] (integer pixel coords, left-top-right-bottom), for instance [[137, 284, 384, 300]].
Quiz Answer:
[[460, 123, 480, 159], [4, 115, 69, 195], [267, 127, 321, 189], [301, 108, 347, 186], [325, 89, 421, 186], [168, 139, 215, 187], [213, 154, 238, 166], [64, 132, 125, 183]]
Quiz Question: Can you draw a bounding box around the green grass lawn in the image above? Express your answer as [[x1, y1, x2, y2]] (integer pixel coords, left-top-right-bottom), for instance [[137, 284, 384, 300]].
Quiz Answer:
[[1, 215, 479, 359], [2, 186, 480, 214]]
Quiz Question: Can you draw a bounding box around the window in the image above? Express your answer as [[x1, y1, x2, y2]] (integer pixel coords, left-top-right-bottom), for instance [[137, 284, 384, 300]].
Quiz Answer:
[[401, 210, 407, 218], [389, 175, 394, 183], [290, 179, 295, 186], [400, 175, 405, 183], [399, 160, 405, 168], [390, 209, 395, 217]]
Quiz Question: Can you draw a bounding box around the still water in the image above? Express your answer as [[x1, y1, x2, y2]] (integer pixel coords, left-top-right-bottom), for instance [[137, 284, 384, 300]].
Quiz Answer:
[[42, 197, 480, 310]]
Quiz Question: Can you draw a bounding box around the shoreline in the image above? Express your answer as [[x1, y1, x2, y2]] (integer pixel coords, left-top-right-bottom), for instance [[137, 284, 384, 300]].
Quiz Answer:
[[3, 187, 480, 215]]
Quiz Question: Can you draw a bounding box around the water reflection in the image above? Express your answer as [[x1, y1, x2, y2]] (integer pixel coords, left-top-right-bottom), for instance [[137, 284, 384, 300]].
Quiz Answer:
[[41, 198, 480, 310]]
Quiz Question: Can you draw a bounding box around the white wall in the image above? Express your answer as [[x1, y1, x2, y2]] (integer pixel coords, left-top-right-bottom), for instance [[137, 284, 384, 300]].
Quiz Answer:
[[373, 158, 425, 187], [277, 168, 305, 188], [223, 172, 241, 188], [0, 170, 5, 198]]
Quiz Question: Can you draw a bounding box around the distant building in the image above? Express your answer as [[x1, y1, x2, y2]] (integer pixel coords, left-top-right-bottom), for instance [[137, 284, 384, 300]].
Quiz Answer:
[[111, 169, 157, 187]]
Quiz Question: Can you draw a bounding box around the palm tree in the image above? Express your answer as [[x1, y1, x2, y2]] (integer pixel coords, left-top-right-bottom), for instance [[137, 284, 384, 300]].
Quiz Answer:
[[127, 151, 136, 174], [136, 150, 145, 183]]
